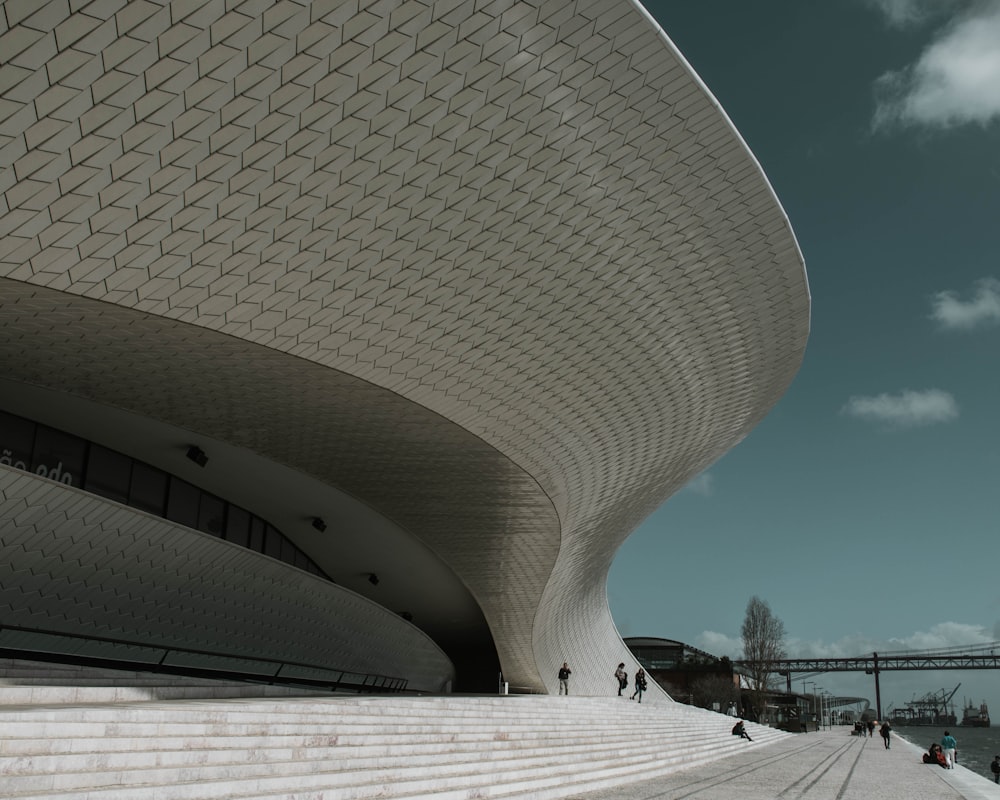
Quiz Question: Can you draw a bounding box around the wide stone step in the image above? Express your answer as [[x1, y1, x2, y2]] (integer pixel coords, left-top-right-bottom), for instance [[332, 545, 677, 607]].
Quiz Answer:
[[5, 734, 769, 800], [0, 723, 772, 779], [0, 692, 788, 799]]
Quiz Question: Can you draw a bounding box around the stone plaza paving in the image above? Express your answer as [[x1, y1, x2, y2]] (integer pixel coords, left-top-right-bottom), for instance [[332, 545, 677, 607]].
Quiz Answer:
[[569, 729, 999, 800]]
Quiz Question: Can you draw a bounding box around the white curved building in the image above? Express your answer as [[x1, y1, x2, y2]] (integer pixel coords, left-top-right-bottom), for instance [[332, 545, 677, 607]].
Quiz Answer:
[[0, 0, 809, 696]]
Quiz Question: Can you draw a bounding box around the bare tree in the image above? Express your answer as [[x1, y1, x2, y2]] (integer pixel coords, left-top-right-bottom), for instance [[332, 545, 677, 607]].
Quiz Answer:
[[741, 596, 786, 720]]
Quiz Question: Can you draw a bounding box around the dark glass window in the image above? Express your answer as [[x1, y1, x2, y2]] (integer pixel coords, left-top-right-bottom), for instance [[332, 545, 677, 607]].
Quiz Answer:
[[129, 462, 168, 515], [32, 426, 86, 487], [197, 493, 225, 537], [84, 445, 132, 503], [248, 517, 265, 552], [224, 506, 250, 547], [0, 411, 36, 470], [0, 410, 330, 583], [263, 524, 282, 558], [165, 478, 200, 529]]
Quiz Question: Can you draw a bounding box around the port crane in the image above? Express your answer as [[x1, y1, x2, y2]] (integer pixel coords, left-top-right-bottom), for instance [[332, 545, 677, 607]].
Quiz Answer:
[[886, 684, 960, 725]]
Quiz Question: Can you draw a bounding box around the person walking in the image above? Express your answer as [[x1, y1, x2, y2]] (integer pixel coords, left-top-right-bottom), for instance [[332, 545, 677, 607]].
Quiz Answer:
[[630, 668, 647, 702], [941, 731, 957, 768], [879, 721, 891, 749], [614, 663, 627, 696], [557, 662, 571, 695], [990, 755, 999, 783]]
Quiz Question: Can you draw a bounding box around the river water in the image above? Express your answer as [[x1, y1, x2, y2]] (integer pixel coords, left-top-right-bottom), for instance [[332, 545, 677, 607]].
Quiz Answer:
[[894, 726, 1000, 782]]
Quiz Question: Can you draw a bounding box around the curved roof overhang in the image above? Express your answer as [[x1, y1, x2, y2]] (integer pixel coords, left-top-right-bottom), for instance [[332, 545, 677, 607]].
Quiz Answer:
[[0, 0, 809, 694]]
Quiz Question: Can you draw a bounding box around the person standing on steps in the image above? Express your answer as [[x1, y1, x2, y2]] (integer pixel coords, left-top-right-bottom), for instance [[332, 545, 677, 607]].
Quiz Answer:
[[558, 662, 571, 695], [879, 721, 891, 749], [630, 668, 647, 703], [614, 663, 627, 696], [941, 731, 957, 768]]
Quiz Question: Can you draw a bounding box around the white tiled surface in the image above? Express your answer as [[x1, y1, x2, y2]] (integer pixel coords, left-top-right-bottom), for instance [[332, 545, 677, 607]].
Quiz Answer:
[[0, 468, 454, 692], [0, 0, 810, 694]]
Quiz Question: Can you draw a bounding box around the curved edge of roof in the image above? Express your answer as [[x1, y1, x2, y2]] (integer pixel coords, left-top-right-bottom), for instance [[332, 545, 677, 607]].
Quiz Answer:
[[629, 0, 812, 321]]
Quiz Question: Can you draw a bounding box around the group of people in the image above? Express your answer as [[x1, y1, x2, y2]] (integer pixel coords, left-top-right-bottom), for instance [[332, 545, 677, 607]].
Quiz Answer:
[[854, 719, 893, 748], [921, 731, 958, 768], [553, 670, 988, 781], [555, 661, 648, 702], [614, 662, 648, 702]]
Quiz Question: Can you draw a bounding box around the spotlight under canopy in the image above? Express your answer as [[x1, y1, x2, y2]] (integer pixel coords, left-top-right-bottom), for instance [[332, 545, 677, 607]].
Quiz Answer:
[[186, 445, 208, 467]]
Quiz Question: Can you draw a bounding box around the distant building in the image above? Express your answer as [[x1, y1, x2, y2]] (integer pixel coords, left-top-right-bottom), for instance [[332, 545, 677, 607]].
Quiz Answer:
[[625, 637, 810, 728], [624, 637, 739, 707]]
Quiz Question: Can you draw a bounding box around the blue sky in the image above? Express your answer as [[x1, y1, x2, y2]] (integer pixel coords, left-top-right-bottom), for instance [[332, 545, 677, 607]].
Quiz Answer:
[[609, 0, 1000, 715]]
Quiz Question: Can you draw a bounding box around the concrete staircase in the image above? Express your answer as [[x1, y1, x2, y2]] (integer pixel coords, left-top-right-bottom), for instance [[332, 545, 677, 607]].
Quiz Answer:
[[0, 658, 330, 705], [0, 683, 791, 800]]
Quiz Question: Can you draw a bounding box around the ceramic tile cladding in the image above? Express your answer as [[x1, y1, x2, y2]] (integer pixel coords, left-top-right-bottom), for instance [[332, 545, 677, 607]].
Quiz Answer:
[[0, 0, 809, 694]]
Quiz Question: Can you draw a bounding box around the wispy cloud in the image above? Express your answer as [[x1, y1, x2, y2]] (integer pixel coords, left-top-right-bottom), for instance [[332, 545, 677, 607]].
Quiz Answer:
[[682, 472, 714, 497], [866, 0, 966, 28], [841, 388, 959, 427], [787, 622, 995, 658], [931, 277, 1000, 329], [872, 0, 1000, 129]]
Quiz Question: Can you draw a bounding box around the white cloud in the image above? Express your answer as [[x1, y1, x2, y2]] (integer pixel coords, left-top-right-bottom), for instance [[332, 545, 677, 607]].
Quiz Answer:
[[695, 631, 743, 659], [873, 0, 1000, 129], [695, 622, 994, 661], [841, 388, 958, 427], [885, 621, 995, 650], [786, 622, 994, 658], [682, 472, 714, 497], [931, 277, 1000, 329]]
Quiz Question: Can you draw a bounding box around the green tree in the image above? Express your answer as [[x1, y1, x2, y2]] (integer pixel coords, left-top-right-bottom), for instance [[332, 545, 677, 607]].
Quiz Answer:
[[741, 596, 786, 720]]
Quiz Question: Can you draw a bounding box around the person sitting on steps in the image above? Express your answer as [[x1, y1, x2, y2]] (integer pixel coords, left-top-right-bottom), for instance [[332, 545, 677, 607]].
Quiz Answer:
[[732, 720, 753, 741]]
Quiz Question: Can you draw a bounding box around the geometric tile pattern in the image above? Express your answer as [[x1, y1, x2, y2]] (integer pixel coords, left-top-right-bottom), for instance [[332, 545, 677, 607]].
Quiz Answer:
[[0, 468, 454, 692], [0, 0, 810, 694]]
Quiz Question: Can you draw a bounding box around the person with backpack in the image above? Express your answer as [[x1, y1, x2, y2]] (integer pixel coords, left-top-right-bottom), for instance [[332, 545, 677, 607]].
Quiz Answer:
[[614, 663, 627, 696]]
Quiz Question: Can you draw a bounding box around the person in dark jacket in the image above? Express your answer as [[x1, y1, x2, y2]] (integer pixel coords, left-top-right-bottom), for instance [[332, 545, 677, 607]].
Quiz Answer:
[[557, 662, 571, 695], [630, 668, 647, 702], [732, 720, 753, 741], [923, 743, 946, 766]]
